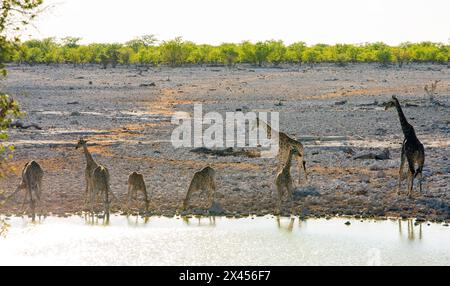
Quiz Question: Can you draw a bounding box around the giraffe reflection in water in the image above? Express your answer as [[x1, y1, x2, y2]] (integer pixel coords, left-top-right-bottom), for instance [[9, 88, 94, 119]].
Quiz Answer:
[[398, 219, 423, 241]]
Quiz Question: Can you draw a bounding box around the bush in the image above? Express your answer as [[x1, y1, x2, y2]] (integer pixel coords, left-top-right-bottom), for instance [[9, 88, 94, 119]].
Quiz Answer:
[[377, 48, 392, 67], [160, 37, 190, 67]]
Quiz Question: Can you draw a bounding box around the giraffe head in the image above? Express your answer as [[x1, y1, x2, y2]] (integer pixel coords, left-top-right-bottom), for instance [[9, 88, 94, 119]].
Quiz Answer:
[[75, 138, 88, 149], [384, 95, 398, 110]]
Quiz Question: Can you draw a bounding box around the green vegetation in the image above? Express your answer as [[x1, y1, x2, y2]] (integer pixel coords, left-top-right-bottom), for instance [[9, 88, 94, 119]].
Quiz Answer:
[[5, 37, 450, 68]]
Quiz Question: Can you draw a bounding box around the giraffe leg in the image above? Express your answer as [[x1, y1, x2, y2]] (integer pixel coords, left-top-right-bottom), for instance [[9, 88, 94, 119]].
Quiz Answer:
[[22, 188, 29, 210], [287, 180, 294, 214], [84, 176, 90, 205], [35, 183, 42, 216], [297, 160, 303, 185], [183, 180, 197, 210], [127, 185, 132, 211], [302, 160, 307, 182], [104, 187, 110, 217], [276, 184, 283, 215], [406, 159, 415, 198], [418, 171, 423, 193], [208, 180, 216, 208], [415, 154, 425, 194], [398, 151, 406, 195], [90, 186, 96, 214], [142, 186, 149, 212]]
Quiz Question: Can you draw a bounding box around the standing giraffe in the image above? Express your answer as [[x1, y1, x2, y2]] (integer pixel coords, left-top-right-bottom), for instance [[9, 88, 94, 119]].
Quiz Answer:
[[255, 117, 307, 184], [7, 161, 44, 217], [75, 138, 99, 204], [274, 148, 298, 213], [183, 166, 216, 210], [127, 171, 150, 211], [91, 165, 113, 216], [385, 95, 425, 197]]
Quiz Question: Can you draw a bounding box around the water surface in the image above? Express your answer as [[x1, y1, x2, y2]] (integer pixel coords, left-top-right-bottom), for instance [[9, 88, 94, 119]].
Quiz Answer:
[[0, 216, 449, 266]]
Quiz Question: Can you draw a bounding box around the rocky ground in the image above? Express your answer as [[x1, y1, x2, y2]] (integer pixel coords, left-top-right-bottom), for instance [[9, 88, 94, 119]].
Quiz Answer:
[[0, 63, 449, 221]]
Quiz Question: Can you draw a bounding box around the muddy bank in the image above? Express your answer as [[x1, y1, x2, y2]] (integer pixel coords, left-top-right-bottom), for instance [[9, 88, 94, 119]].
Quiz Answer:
[[0, 64, 449, 221]]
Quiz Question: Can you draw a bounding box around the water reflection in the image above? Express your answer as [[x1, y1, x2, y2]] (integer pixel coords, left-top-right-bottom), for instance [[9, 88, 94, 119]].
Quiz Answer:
[[84, 213, 110, 226], [276, 216, 295, 233], [126, 215, 149, 226], [182, 216, 216, 227], [2, 215, 450, 265], [398, 219, 423, 241]]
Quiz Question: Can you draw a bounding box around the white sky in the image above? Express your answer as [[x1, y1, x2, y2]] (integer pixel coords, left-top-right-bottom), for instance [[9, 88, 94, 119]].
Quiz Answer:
[[23, 0, 450, 45]]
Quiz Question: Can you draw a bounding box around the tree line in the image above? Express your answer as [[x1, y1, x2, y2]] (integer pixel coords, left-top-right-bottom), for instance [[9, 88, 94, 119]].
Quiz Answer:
[[3, 35, 450, 68], [3, 36, 450, 68]]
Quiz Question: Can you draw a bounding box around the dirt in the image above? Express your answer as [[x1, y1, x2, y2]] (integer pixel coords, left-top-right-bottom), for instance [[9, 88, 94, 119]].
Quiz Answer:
[[0, 63, 449, 221]]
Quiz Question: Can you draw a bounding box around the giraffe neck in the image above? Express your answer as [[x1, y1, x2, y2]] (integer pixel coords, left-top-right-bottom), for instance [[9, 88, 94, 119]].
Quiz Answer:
[[393, 100, 416, 139], [82, 144, 96, 166]]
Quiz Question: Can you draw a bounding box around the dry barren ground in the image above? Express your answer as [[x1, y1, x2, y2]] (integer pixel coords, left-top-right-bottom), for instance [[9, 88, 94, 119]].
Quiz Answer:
[[0, 63, 449, 221]]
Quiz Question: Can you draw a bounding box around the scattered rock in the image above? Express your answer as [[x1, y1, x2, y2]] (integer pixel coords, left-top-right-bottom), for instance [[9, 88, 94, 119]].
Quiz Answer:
[[354, 148, 390, 160], [190, 147, 259, 158], [8, 120, 42, 130], [140, 82, 156, 87], [376, 171, 386, 178], [334, 100, 347, 106], [293, 187, 320, 199], [415, 217, 426, 223], [374, 128, 387, 136], [275, 101, 283, 106]]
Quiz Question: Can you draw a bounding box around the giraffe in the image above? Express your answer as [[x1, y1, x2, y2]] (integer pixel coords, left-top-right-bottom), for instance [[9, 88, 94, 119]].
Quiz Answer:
[[75, 138, 99, 204], [182, 166, 216, 210], [385, 95, 425, 197], [90, 165, 113, 216], [255, 117, 307, 184], [275, 148, 298, 213], [127, 171, 150, 211], [7, 161, 44, 216]]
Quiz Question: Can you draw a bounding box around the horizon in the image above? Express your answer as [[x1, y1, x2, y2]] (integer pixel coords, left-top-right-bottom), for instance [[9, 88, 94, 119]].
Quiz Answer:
[[22, 0, 450, 46]]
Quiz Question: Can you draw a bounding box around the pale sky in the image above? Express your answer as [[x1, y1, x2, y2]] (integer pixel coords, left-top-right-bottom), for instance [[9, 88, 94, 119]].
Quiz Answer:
[[23, 0, 450, 45]]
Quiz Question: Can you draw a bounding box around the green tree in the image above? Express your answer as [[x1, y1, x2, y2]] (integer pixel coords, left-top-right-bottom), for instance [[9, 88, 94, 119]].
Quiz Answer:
[[219, 43, 239, 66], [61, 36, 81, 48], [239, 41, 256, 64], [286, 42, 305, 65], [266, 40, 286, 65], [302, 48, 319, 67], [160, 37, 191, 67], [254, 41, 270, 67], [377, 47, 392, 67]]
